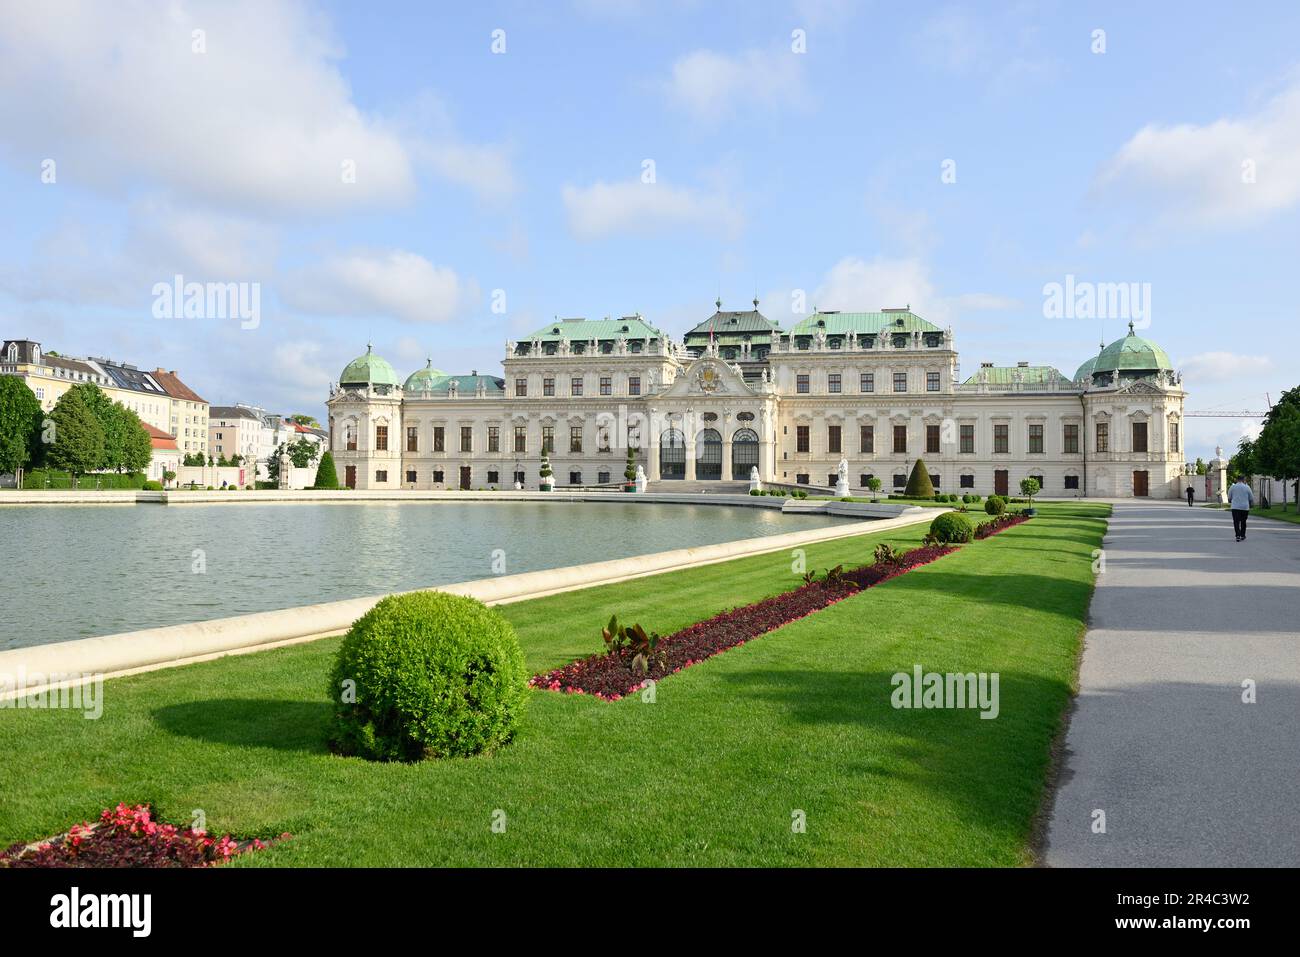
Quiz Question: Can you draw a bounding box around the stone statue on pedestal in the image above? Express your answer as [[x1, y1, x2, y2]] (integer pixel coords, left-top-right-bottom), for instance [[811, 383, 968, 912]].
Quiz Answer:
[[634, 465, 647, 493], [835, 458, 849, 497], [749, 466, 762, 494]]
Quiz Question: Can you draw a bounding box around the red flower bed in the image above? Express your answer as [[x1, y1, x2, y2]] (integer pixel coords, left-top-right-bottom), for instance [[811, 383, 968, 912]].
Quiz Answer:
[[974, 512, 1031, 539], [530, 544, 955, 700], [0, 803, 288, 868]]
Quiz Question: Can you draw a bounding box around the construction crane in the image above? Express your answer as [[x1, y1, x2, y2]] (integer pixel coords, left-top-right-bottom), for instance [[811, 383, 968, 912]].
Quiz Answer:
[[1184, 410, 1268, 417]]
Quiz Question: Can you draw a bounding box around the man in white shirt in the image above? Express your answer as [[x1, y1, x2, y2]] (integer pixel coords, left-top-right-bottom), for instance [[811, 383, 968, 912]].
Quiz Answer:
[[1227, 476, 1254, 541]]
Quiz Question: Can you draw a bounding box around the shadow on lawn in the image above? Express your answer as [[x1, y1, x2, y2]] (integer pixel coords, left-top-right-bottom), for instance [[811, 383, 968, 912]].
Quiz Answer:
[[715, 667, 1073, 840], [152, 698, 331, 753]]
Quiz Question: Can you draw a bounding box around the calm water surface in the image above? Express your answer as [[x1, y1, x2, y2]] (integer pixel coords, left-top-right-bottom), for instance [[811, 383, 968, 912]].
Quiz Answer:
[[0, 501, 855, 649]]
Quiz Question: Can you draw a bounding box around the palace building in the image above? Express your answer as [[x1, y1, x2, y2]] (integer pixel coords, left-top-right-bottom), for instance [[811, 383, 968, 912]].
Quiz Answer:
[[324, 305, 1187, 498]]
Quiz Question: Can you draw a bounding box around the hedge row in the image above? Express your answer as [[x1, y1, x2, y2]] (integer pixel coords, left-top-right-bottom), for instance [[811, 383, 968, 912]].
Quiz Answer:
[[21, 470, 149, 490]]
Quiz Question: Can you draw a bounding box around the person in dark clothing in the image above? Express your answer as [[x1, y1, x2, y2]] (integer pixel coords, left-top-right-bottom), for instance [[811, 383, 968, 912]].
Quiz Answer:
[[1186, 485, 1195, 506]]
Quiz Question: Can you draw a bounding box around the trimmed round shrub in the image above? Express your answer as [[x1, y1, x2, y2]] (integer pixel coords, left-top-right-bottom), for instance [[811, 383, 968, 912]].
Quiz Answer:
[[929, 511, 975, 544], [985, 495, 1007, 515], [141, 480, 163, 491], [327, 592, 528, 761]]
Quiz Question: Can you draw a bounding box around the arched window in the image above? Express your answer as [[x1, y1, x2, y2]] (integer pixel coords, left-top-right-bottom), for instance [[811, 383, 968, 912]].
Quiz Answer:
[[696, 428, 722, 480], [732, 428, 759, 480]]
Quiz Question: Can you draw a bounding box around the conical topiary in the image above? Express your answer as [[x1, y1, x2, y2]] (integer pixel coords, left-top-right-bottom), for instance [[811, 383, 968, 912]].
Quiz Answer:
[[312, 450, 340, 489], [624, 446, 637, 483], [539, 450, 553, 489], [904, 458, 935, 498]]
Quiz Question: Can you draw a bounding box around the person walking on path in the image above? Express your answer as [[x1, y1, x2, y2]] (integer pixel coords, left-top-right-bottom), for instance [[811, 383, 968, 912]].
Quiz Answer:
[[1186, 484, 1195, 506], [1227, 476, 1254, 541]]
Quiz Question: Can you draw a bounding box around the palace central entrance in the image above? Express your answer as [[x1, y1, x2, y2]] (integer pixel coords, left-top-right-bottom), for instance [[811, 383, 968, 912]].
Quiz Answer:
[[659, 429, 685, 480], [696, 428, 722, 480]]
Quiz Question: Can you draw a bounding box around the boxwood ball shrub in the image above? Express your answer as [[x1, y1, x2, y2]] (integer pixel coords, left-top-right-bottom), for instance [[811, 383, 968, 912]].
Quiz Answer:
[[327, 592, 529, 761], [985, 495, 1007, 515], [929, 511, 974, 544]]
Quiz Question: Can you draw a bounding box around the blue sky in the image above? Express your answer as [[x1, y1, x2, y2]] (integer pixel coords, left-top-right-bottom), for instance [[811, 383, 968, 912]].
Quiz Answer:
[[1, 0, 1297, 458]]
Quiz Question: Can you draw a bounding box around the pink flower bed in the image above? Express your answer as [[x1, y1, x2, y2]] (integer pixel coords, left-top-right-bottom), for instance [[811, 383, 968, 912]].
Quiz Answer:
[[0, 803, 288, 868], [531, 544, 956, 700]]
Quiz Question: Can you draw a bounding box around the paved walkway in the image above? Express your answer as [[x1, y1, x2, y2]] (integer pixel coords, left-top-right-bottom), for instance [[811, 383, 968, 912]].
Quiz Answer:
[[1045, 502, 1300, 867]]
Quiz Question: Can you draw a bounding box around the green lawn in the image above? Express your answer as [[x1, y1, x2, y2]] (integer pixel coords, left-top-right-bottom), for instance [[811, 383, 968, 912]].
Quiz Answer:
[[1252, 503, 1300, 526], [0, 503, 1109, 867]]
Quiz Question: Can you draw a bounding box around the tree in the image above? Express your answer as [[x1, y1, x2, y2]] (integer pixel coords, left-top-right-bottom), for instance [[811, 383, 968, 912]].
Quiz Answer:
[[866, 476, 882, 502], [290, 413, 321, 428], [539, 450, 553, 489], [1194, 457, 1207, 475], [46, 387, 105, 480], [118, 407, 153, 473], [904, 458, 934, 498], [312, 450, 340, 488], [265, 438, 319, 483], [1255, 389, 1300, 511], [1228, 437, 1257, 482], [624, 446, 637, 484], [0, 376, 43, 475], [1020, 476, 1041, 508], [163, 469, 177, 487]]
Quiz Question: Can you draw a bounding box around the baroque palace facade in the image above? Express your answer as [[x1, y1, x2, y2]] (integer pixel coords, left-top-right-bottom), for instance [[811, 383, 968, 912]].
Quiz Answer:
[[325, 305, 1187, 499]]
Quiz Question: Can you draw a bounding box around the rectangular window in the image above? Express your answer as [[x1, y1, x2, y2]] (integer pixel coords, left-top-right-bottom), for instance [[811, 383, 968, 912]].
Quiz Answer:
[[513, 470, 525, 485], [960, 424, 974, 454], [433, 427, 445, 452], [599, 376, 612, 396], [1132, 421, 1148, 453], [926, 424, 940, 454], [860, 473, 873, 487], [488, 426, 500, 453], [994, 424, 1009, 454], [926, 371, 940, 392], [860, 372, 874, 393], [860, 425, 874, 454], [893, 425, 907, 454], [514, 378, 527, 397], [1064, 424, 1079, 454], [931, 474, 941, 487], [457, 427, 470, 452], [797, 374, 810, 394], [514, 426, 527, 453], [828, 373, 841, 394], [375, 470, 387, 483], [432, 469, 444, 483], [796, 425, 810, 453], [569, 471, 582, 485], [892, 473, 907, 488], [598, 471, 610, 484], [542, 426, 554, 453], [828, 425, 841, 454], [628, 376, 641, 396], [543, 377, 555, 397], [893, 372, 907, 392], [960, 474, 975, 488], [1096, 421, 1109, 452], [570, 377, 583, 397], [375, 425, 388, 451], [1065, 475, 1080, 490], [346, 424, 357, 451], [1028, 424, 1044, 454], [405, 470, 416, 483], [828, 473, 839, 487], [487, 470, 499, 485], [406, 426, 418, 452], [1168, 422, 1179, 453], [570, 426, 583, 453], [597, 425, 611, 453], [796, 474, 810, 485]]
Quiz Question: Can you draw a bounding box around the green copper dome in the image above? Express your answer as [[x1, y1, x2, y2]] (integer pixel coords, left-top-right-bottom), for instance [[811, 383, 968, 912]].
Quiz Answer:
[[340, 344, 400, 387], [1093, 323, 1172, 376], [403, 359, 447, 392], [1074, 345, 1105, 382]]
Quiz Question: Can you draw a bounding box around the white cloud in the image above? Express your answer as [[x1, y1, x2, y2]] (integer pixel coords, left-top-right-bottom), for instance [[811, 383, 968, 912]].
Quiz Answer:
[[1178, 351, 1274, 383], [813, 256, 945, 321], [1096, 78, 1300, 227], [0, 2, 513, 214], [561, 178, 744, 240], [663, 48, 807, 120], [281, 250, 478, 324]]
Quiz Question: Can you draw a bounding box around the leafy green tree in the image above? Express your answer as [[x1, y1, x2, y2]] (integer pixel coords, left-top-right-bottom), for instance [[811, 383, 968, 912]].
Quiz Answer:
[[312, 450, 340, 488], [266, 438, 319, 483], [624, 446, 637, 484], [0, 376, 43, 475], [46, 387, 105, 480], [290, 413, 321, 428], [904, 459, 934, 498], [1256, 387, 1300, 511], [118, 407, 153, 473], [217, 453, 230, 467], [1019, 476, 1041, 508], [866, 476, 882, 502], [1228, 437, 1257, 481], [1194, 457, 1207, 475]]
